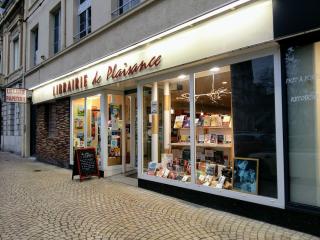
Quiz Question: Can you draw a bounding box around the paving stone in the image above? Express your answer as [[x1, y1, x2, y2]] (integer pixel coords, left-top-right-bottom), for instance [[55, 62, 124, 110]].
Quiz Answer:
[[0, 152, 318, 240]]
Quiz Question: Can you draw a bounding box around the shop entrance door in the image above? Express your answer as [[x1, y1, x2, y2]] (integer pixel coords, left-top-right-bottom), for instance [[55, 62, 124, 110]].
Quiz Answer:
[[106, 93, 137, 176]]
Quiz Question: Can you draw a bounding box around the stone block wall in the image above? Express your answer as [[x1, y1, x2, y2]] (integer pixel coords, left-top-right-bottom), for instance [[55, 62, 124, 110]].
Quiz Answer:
[[35, 98, 70, 168]]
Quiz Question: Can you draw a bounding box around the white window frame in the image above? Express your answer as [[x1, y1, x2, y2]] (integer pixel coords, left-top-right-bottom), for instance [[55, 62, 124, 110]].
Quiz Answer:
[[31, 26, 39, 67], [74, 0, 91, 40], [137, 46, 285, 209], [52, 8, 61, 54]]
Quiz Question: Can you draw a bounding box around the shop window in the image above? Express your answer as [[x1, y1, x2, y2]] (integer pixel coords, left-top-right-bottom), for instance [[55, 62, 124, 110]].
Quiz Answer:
[[141, 56, 277, 198], [194, 56, 276, 197], [72, 98, 85, 148], [143, 76, 192, 182], [48, 104, 57, 137], [285, 41, 320, 207]]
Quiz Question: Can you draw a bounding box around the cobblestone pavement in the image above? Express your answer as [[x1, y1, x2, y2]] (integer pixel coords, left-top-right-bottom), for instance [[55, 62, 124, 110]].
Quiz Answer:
[[0, 153, 318, 240]]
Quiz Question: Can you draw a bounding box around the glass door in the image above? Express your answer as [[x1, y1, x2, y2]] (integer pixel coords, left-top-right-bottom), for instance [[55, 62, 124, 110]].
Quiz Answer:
[[107, 94, 123, 166], [125, 93, 137, 169], [86, 95, 101, 163], [72, 94, 101, 166]]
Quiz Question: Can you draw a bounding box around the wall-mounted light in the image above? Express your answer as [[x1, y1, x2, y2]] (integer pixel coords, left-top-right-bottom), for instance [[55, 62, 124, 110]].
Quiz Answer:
[[210, 67, 220, 72], [178, 74, 186, 79], [222, 81, 227, 85]]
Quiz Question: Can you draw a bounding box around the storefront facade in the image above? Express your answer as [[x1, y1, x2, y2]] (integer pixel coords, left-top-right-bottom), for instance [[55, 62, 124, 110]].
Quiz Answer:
[[30, 0, 319, 235]]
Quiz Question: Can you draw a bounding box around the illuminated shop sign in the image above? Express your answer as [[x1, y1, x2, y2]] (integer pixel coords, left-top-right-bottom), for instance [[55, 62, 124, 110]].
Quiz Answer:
[[52, 55, 162, 97]]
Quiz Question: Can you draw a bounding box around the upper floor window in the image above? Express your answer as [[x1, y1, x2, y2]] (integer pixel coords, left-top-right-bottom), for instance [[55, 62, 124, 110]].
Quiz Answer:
[[51, 6, 61, 54], [75, 0, 91, 40], [13, 38, 19, 71], [112, 0, 140, 18], [31, 26, 39, 67]]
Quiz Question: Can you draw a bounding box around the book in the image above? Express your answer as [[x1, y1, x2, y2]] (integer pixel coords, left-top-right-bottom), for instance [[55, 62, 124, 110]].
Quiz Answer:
[[180, 135, 189, 142], [163, 168, 170, 178], [174, 115, 185, 129], [182, 117, 190, 128], [225, 134, 232, 144], [198, 174, 206, 182], [214, 151, 224, 164], [217, 134, 224, 144], [210, 134, 217, 143], [205, 149, 214, 161], [161, 153, 173, 168], [147, 162, 158, 175], [172, 149, 182, 160], [156, 168, 164, 177], [215, 175, 226, 189], [222, 115, 231, 127], [205, 134, 211, 143], [203, 116, 211, 127], [211, 114, 222, 127], [181, 175, 190, 182], [205, 164, 215, 176], [198, 134, 205, 143]]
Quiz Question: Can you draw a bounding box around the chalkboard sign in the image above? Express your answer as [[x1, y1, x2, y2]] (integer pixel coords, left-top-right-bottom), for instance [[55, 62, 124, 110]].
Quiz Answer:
[[72, 148, 100, 181]]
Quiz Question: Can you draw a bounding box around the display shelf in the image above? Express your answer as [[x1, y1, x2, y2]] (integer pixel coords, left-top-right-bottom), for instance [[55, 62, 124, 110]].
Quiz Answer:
[[179, 126, 231, 130], [170, 142, 232, 148]]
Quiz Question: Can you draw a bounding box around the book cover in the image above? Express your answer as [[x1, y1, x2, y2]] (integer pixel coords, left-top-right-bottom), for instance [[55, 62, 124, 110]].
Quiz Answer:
[[210, 114, 222, 127], [222, 115, 231, 127], [161, 153, 173, 168], [210, 134, 217, 143], [214, 151, 224, 164], [217, 134, 224, 144], [182, 117, 190, 128], [198, 134, 205, 143], [225, 134, 232, 143], [174, 115, 185, 129], [205, 134, 211, 143], [180, 135, 189, 142], [181, 175, 190, 182], [147, 162, 158, 175], [203, 116, 211, 127], [163, 168, 170, 178]]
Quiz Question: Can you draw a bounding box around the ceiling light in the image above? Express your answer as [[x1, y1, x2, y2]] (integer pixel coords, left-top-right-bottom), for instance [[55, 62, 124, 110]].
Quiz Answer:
[[210, 67, 220, 72], [178, 74, 186, 79]]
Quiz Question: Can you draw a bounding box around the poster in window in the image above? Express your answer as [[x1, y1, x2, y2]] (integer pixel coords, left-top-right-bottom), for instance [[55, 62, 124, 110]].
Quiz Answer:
[[232, 157, 259, 195]]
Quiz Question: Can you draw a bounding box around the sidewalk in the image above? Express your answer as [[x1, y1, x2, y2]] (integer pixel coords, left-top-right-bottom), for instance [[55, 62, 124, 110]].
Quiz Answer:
[[0, 152, 317, 240]]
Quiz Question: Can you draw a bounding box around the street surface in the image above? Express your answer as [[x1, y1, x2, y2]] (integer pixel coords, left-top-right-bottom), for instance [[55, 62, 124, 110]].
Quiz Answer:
[[0, 152, 317, 240]]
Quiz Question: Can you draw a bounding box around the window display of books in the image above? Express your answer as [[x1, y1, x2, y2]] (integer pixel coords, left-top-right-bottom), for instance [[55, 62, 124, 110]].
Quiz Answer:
[[196, 161, 233, 190], [146, 153, 191, 182]]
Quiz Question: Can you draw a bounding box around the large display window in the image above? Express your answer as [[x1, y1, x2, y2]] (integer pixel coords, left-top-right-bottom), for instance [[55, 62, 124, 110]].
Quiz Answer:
[[139, 53, 280, 203], [143, 76, 191, 182]]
